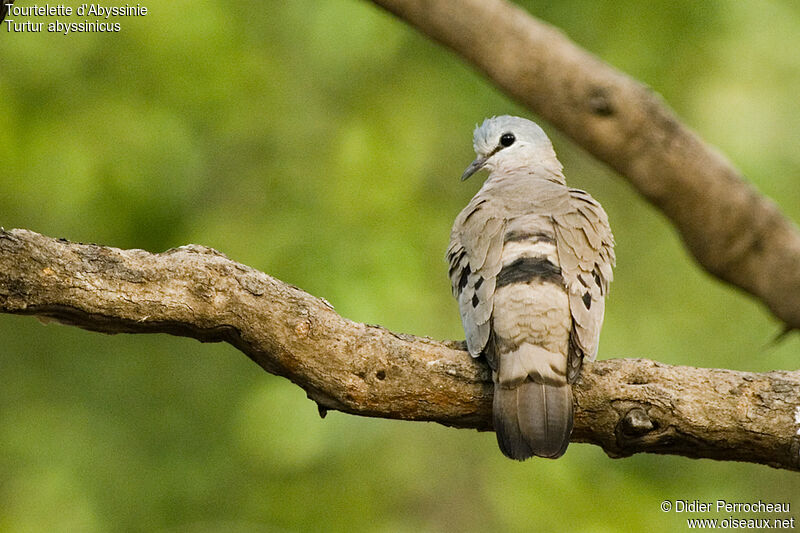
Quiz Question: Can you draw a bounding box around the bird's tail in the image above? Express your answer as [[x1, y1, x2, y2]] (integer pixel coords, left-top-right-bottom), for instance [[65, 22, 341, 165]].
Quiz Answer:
[[492, 344, 574, 460]]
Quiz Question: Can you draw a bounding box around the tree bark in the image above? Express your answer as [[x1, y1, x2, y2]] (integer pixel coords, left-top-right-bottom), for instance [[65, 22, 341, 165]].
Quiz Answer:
[[2, 228, 799, 471], [369, 0, 800, 331]]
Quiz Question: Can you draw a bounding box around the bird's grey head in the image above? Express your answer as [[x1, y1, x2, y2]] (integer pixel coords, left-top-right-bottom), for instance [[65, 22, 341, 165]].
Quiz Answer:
[[461, 115, 559, 181]]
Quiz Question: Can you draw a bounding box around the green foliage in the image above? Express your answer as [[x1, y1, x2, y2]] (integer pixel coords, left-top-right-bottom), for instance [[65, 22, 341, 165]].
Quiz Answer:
[[1, 1, 799, 530]]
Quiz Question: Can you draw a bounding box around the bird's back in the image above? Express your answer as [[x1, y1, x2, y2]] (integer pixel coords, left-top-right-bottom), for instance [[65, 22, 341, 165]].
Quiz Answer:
[[448, 116, 614, 460]]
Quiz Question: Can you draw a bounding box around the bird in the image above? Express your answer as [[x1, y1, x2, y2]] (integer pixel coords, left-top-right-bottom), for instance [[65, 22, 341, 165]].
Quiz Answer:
[[447, 115, 614, 460]]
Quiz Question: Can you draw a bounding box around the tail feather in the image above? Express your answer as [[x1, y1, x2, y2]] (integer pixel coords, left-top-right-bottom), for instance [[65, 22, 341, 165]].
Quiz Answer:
[[493, 385, 533, 459], [493, 381, 573, 460]]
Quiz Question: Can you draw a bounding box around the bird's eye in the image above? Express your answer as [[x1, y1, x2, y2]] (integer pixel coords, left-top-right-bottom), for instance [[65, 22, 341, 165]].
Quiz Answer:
[[499, 133, 516, 147]]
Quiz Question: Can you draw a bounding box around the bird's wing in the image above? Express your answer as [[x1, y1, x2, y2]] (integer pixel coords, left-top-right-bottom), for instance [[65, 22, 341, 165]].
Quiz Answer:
[[553, 188, 615, 380], [447, 196, 506, 358]]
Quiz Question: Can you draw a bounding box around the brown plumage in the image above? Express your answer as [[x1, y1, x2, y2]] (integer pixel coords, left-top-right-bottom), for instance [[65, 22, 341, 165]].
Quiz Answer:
[[448, 116, 614, 460]]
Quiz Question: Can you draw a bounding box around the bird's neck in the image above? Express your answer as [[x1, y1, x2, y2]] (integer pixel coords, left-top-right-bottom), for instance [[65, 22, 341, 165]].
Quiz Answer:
[[487, 157, 565, 186]]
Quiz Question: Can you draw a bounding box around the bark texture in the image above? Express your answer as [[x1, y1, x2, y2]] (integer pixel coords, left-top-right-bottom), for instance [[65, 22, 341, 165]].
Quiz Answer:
[[370, 0, 800, 331], [2, 228, 799, 471]]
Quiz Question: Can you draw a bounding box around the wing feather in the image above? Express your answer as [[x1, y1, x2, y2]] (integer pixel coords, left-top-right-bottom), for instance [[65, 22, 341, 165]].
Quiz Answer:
[[448, 197, 506, 357], [553, 188, 615, 372]]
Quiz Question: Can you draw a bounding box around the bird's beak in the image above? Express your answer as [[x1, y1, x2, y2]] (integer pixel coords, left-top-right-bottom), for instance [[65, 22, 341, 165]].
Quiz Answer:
[[461, 155, 488, 181]]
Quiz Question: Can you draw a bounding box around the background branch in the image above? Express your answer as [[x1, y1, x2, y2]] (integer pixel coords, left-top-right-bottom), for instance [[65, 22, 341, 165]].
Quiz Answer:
[[370, 0, 800, 331], [2, 228, 798, 471]]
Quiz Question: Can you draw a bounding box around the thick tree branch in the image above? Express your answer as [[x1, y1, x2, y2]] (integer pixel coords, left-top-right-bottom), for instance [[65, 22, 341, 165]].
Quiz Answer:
[[2, 228, 799, 470], [370, 0, 800, 330]]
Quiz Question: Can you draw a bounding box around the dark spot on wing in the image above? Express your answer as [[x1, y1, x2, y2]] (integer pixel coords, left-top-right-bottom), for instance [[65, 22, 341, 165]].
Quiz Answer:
[[569, 188, 595, 204], [474, 277, 483, 290], [496, 257, 563, 288], [471, 294, 480, 308], [447, 249, 465, 276], [582, 292, 592, 309], [458, 265, 471, 291], [593, 270, 604, 295]]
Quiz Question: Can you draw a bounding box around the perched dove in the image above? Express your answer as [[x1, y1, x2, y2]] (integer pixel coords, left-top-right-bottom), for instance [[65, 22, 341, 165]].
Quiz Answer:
[[447, 116, 615, 460]]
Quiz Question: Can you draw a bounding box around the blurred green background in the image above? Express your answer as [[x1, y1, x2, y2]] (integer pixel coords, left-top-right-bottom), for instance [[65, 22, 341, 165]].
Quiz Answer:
[[2, 1, 800, 531]]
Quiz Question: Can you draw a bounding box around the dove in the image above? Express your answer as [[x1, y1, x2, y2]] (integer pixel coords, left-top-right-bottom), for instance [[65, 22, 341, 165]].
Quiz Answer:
[[447, 116, 614, 460]]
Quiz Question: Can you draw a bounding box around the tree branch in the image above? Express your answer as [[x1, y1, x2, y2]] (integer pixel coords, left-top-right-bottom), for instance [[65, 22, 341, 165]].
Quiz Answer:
[[370, 0, 800, 330], [2, 228, 799, 470]]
